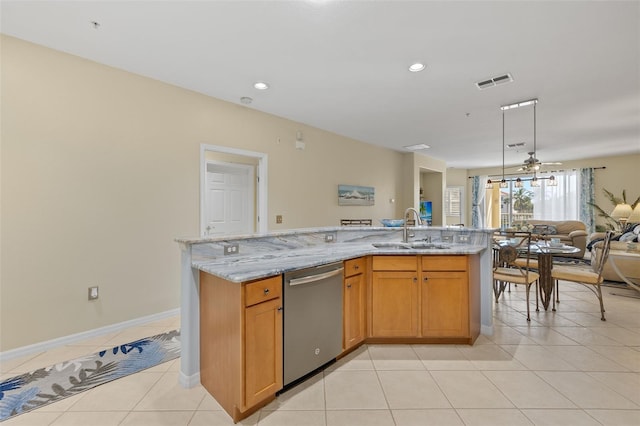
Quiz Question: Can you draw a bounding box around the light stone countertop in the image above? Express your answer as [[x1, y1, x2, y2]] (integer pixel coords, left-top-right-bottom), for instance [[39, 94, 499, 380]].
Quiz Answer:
[[192, 240, 486, 283]]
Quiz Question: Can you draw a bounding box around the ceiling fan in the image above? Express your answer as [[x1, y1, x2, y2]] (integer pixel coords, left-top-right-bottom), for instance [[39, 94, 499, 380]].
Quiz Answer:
[[516, 151, 562, 172]]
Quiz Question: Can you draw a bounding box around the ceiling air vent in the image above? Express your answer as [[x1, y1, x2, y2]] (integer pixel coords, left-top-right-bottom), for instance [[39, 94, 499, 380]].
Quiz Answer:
[[476, 73, 513, 90]]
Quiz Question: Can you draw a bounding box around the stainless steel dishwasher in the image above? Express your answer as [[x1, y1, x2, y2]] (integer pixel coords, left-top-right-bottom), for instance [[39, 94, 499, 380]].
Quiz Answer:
[[283, 262, 344, 386]]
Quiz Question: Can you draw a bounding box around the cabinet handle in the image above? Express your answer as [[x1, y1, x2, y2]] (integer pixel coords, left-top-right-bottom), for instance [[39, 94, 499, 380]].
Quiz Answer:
[[424, 277, 429, 282], [354, 265, 360, 270], [347, 284, 352, 288], [413, 277, 418, 283], [264, 288, 270, 294], [277, 306, 283, 312]]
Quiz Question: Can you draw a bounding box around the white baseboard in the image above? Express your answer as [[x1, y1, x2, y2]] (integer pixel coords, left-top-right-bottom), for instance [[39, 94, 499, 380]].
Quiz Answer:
[[481, 324, 494, 336], [179, 371, 201, 388], [0, 308, 180, 362]]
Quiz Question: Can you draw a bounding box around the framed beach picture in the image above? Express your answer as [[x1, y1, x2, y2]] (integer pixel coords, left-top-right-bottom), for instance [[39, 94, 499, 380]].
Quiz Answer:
[[338, 184, 375, 206]]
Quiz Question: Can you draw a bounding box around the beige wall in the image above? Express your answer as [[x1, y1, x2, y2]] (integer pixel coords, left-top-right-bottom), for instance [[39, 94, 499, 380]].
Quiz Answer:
[[465, 154, 640, 229], [0, 36, 410, 351]]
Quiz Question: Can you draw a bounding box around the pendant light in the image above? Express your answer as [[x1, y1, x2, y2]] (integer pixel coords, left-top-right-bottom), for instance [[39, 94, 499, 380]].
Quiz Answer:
[[530, 102, 539, 187], [499, 110, 508, 188]]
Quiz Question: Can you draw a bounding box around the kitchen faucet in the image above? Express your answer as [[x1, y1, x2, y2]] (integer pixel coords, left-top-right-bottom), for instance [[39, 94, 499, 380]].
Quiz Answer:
[[403, 207, 423, 243]]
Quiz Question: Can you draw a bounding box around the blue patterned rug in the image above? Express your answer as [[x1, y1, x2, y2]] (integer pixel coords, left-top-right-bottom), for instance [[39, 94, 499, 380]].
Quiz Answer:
[[0, 329, 180, 421]]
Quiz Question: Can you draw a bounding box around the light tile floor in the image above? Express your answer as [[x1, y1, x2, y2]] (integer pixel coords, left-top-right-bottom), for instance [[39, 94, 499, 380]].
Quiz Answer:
[[2, 282, 640, 425]]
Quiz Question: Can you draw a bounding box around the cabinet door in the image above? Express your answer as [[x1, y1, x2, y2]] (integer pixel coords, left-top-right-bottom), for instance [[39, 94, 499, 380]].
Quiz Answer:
[[344, 273, 365, 349], [421, 271, 469, 337], [371, 272, 419, 337], [244, 297, 283, 408]]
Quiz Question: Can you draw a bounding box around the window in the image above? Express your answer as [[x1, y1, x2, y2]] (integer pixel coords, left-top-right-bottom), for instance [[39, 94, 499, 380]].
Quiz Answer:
[[500, 170, 579, 227], [445, 186, 463, 224]]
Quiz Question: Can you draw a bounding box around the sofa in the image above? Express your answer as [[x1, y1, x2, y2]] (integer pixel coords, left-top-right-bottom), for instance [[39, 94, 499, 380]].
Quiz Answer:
[[589, 226, 640, 282], [524, 220, 588, 258]]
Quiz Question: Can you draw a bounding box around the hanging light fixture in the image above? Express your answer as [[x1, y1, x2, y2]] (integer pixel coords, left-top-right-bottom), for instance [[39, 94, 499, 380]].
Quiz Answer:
[[548, 175, 557, 186], [532, 101, 538, 182], [514, 177, 523, 188], [531, 172, 540, 187], [485, 178, 494, 189], [499, 110, 508, 188]]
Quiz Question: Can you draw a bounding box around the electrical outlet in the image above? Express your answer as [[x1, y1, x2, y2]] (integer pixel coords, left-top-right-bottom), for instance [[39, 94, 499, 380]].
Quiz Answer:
[[457, 234, 470, 243], [325, 232, 336, 242], [88, 286, 99, 300], [276, 215, 283, 224], [224, 243, 239, 255]]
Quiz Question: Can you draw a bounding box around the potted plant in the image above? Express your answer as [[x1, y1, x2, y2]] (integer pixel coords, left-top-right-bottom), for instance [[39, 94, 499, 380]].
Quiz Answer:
[[589, 189, 640, 231]]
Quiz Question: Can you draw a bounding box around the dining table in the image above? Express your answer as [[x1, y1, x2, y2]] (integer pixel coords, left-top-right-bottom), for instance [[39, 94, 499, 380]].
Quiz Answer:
[[496, 239, 580, 311], [529, 242, 580, 310]]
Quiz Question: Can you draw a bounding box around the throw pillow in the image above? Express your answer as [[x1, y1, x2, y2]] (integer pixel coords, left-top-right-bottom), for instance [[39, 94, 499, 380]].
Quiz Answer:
[[619, 232, 637, 242], [532, 224, 557, 235]]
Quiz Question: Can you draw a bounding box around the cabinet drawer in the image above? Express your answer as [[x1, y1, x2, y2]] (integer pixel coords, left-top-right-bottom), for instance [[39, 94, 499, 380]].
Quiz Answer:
[[344, 257, 366, 277], [372, 255, 418, 271], [422, 255, 467, 271], [244, 276, 282, 307]]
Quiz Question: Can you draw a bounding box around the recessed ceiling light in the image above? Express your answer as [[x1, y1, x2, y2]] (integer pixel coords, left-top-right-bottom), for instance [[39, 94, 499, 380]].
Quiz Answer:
[[408, 63, 426, 72], [404, 143, 431, 151], [253, 82, 270, 90]]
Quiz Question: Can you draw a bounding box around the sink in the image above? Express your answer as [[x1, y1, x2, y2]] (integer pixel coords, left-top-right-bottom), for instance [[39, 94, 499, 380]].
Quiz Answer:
[[408, 242, 450, 249], [371, 242, 410, 249], [371, 242, 450, 250]]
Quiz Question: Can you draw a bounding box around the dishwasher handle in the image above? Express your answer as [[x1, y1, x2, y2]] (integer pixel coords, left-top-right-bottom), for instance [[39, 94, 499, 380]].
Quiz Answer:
[[288, 267, 344, 286]]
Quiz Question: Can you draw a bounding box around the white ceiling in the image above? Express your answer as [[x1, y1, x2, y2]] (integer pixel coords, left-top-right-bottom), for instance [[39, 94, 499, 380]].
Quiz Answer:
[[2, 0, 639, 169]]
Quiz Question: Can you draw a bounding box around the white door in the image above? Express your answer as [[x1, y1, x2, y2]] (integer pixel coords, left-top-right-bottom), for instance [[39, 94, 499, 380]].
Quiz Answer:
[[205, 161, 255, 236]]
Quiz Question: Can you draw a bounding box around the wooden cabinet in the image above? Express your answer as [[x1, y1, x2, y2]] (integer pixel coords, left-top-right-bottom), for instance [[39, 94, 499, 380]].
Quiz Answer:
[[244, 279, 283, 408], [343, 258, 366, 349], [370, 254, 479, 343], [421, 272, 468, 336], [200, 272, 283, 422], [371, 256, 419, 337], [421, 256, 469, 337]]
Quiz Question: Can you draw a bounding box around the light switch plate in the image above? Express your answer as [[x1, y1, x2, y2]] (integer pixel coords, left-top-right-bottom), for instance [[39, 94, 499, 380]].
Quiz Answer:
[[88, 286, 99, 300]]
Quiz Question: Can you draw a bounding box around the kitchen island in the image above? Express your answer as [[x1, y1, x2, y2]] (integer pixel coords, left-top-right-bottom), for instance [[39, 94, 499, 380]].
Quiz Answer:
[[176, 226, 495, 421]]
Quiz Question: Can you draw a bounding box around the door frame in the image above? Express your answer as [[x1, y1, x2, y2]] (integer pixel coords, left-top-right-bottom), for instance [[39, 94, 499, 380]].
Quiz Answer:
[[200, 144, 268, 236]]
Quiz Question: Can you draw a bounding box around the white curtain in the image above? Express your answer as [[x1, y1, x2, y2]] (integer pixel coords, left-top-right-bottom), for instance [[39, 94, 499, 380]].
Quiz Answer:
[[530, 170, 579, 221]]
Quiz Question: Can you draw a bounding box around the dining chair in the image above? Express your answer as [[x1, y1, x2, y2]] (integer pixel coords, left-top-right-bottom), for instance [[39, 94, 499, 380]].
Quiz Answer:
[[493, 232, 540, 321], [550, 231, 614, 321]]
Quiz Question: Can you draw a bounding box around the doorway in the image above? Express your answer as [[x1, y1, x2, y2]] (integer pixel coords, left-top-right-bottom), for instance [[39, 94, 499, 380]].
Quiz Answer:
[[200, 144, 268, 236], [204, 161, 254, 236]]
